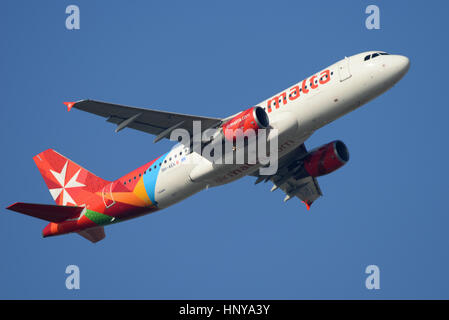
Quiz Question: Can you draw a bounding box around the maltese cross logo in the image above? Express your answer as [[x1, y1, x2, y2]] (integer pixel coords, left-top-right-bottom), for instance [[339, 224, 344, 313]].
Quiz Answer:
[[49, 161, 85, 206]]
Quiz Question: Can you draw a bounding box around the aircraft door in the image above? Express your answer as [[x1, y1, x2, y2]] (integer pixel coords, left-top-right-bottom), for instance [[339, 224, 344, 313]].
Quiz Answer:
[[338, 57, 352, 81], [102, 182, 116, 209]]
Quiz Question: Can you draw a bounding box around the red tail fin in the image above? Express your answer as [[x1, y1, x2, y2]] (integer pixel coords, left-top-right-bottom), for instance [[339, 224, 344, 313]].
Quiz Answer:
[[33, 149, 109, 206]]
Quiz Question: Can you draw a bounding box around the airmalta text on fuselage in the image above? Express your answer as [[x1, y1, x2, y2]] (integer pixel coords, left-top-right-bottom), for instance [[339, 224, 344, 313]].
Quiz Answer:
[[266, 69, 331, 113]]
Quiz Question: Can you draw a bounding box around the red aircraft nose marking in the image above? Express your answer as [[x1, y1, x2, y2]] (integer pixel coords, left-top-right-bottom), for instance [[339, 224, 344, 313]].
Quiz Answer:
[[301, 200, 311, 210]]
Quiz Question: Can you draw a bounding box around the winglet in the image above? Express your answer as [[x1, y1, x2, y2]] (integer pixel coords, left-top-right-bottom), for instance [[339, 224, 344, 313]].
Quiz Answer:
[[302, 200, 312, 210], [63, 102, 76, 112]]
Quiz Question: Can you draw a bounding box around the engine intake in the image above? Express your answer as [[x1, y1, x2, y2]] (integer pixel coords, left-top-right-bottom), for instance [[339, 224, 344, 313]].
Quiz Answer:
[[222, 106, 269, 141], [303, 140, 349, 177]]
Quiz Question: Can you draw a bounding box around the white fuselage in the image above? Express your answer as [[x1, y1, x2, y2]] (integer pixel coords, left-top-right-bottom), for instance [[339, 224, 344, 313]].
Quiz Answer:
[[153, 51, 410, 208]]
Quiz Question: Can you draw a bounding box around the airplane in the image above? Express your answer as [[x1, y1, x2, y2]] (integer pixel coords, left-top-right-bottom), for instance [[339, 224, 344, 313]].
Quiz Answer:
[[6, 51, 410, 243]]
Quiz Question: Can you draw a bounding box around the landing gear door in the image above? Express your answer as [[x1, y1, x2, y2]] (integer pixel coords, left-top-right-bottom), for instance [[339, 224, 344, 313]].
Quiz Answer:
[[102, 182, 115, 209], [338, 57, 352, 81]]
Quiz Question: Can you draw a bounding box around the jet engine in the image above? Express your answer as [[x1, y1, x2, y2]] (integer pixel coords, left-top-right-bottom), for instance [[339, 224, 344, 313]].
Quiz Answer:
[[221, 106, 269, 141], [303, 140, 349, 177]]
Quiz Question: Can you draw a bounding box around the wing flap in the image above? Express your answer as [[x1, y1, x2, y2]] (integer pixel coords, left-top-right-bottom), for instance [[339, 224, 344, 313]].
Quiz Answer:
[[277, 176, 322, 207], [253, 142, 323, 209]]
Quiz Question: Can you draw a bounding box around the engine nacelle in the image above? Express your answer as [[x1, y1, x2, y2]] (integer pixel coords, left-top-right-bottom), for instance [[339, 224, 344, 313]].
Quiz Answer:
[[222, 106, 269, 141], [303, 140, 349, 177]]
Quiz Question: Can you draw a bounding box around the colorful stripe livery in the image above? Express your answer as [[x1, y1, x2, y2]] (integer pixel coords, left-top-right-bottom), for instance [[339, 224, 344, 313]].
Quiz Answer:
[[34, 149, 168, 238]]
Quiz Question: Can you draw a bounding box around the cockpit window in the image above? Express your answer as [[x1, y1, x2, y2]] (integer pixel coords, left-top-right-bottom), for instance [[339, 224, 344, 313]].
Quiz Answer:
[[364, 52, 389, 62]]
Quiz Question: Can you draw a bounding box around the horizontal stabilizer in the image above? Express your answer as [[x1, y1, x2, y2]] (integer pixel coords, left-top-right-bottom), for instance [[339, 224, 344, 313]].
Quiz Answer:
[[6, 202, 83, 222]]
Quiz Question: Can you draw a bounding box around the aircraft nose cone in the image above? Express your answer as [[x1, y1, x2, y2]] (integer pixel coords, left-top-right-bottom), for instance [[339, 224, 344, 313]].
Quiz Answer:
[[383, 55, 410, 84], [395, 55, 410, 76]]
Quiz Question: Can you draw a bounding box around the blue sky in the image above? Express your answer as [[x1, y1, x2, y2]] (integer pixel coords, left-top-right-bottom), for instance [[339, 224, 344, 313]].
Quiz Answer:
[[1, 0, 448, 299]]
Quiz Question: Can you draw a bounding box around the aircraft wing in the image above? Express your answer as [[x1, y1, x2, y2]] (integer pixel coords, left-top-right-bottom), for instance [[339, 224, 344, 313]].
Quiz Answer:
[[275, 176, 322, 209], [65, 100, 222, 142], [253, 143, 322, 209]]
